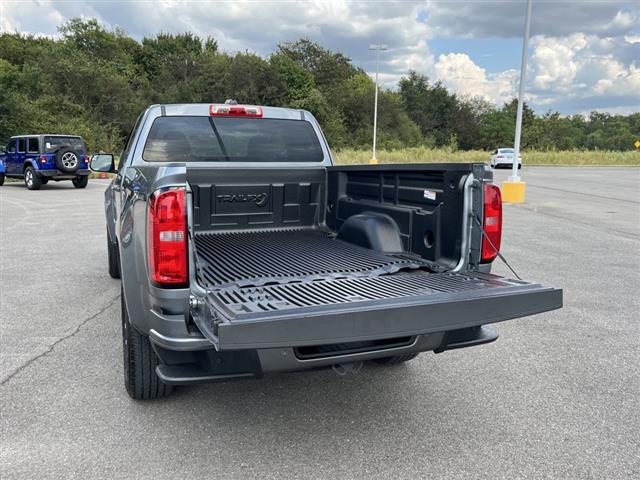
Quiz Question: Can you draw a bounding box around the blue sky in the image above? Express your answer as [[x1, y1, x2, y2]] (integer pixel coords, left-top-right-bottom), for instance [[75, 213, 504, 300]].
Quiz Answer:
[[428, 38, 523, 72], [2, 1, 639, 114]]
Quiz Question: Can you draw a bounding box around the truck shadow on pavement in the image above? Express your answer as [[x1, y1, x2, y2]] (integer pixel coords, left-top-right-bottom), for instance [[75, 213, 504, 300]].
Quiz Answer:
[[2, 182, 85, 190], [138, 361, 451, 440]]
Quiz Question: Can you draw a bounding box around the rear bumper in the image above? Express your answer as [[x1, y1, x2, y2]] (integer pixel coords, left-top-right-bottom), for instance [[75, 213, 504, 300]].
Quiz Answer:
[[152, 325, 499, 385], [38, 169, 90, 178], [149, 328, 213, 351]]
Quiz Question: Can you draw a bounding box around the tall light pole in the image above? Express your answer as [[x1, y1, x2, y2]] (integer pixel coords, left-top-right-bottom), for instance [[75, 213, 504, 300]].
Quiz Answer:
[[503, 0, 532, 203], [369, 44, 387, 163]]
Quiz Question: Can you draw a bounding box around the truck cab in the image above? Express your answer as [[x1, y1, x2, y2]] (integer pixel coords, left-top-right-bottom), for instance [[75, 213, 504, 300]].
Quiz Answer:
[[0, 134, 91, 190], [91, 102, 562, 400]]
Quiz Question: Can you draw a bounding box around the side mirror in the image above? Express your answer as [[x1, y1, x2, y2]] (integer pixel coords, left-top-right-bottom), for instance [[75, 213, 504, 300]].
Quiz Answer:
[[90, 153, 115, 173]]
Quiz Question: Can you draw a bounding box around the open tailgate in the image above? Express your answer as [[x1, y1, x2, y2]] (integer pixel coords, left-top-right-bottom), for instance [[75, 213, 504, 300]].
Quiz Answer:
[[192, 271, 562, 350]]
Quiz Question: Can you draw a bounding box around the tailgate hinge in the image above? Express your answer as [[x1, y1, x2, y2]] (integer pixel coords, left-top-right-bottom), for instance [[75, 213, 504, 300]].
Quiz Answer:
[[189, 295, 222, 340]]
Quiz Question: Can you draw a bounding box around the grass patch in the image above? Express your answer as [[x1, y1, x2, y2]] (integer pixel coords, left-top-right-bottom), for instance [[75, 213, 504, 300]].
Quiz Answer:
[[334, 148, 639, 166]]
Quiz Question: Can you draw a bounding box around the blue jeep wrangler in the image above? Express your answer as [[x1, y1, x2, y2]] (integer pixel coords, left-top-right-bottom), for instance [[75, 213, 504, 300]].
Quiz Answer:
[[0, 134, 91, 190]]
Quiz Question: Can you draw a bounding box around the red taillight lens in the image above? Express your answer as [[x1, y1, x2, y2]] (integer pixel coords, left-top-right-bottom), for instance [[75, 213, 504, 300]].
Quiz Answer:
[[147, 188, 188, 286], [210, 104, 263, 117], [39, 155, 48, 163], [481, 183, 502, 263], [83, 155, 90, 163]]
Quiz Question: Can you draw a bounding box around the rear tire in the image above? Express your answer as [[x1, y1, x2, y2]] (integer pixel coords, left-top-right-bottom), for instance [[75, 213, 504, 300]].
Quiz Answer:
[[72, 176, 89, 188], [24, 167, 42, 190], [121, 289, 173, 400], [0, 174, 4, 186], [373, 353, 419, 365], [107, 233, 121, 279], [41, 178, 49, 185]]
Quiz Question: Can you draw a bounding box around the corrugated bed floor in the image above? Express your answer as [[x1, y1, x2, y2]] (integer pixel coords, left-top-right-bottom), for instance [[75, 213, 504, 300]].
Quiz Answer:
[[194, 228, 430, 288]]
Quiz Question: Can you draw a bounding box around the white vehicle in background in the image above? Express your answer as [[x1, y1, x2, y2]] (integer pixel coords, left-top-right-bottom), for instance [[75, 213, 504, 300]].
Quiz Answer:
[[490, 148, 522, 169]]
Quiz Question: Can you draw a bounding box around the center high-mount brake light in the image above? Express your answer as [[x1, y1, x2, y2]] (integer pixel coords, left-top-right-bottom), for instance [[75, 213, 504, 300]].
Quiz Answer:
[[147, 187, 188, 286], [481, 183, 502, 263], [210, 104, 263, 117]]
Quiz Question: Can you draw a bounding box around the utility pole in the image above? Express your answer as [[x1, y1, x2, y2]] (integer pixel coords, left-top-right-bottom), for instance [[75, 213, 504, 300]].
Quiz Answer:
[[503, 0, 532, 203], [369, 44, 387, 164]]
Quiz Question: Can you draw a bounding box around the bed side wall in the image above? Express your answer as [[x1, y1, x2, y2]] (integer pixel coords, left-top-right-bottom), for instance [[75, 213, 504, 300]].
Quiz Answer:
[[326, 164, 477, 268]]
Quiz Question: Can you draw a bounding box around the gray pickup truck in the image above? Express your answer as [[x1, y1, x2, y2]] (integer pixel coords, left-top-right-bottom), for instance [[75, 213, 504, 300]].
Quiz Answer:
[[91, 102, 562, 400]]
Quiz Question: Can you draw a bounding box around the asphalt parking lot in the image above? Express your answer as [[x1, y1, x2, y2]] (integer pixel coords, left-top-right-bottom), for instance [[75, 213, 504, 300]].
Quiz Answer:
[[1, 167, 639, 479]]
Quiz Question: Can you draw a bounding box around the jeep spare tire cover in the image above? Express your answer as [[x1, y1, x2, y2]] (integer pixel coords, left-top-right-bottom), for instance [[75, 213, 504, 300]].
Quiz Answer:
[[55, 147, 80, 173]]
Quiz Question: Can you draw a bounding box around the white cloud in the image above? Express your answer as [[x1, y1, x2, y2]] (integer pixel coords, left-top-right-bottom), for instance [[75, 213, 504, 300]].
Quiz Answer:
[[529, 33, 640, 107], [434, 53, 517, 104], [530, 34, 588, 90], [386, 39, 435, 82]]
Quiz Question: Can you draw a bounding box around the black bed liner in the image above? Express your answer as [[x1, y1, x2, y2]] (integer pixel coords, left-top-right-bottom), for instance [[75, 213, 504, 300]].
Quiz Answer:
[[194, 228, 433, 288], [186, 164, 562, 351], [211, 271, 538, 318]]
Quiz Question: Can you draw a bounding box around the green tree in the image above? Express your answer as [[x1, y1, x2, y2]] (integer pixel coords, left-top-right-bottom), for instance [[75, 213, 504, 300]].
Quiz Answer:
[[398, 71, 459, 147]]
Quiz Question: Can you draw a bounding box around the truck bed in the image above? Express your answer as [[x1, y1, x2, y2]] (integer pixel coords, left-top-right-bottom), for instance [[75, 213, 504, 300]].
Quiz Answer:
[[186, 164, 562, 351], [194, 228, 433, 289]]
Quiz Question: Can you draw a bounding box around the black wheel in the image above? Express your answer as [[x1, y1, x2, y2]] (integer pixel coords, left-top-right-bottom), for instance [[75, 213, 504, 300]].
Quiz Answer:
[[72, 176, 89, 188], [55, 147, 80, 174], [373, 353, 420, 365], [121, 289, 173, 400], [24, 167, 42, 190], [107, 232, 121, 279], [0, 174, 4, 186], [41, 178, 49, 185]]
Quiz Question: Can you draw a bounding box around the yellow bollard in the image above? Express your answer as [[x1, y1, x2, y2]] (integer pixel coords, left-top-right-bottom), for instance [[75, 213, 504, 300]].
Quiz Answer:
[[501, 180, 526, 203], [369, 158, 378, 165]]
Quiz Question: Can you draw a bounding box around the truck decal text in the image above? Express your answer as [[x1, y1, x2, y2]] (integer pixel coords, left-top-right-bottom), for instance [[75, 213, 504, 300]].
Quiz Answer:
[[216, 192, 269, 207]]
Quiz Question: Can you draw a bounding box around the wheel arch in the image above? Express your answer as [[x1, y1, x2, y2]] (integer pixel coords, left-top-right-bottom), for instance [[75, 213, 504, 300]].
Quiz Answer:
[[23, 160, 38, 173]]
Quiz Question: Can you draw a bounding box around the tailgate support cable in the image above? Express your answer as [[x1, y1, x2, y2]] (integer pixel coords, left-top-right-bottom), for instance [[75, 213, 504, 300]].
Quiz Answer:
[[473, 214, 522, 280]]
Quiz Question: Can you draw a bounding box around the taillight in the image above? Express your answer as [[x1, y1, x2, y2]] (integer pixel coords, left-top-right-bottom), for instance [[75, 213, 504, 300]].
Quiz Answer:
[[210, 104, 263, 117], [147, 187, 188, 286], [481, 183, 502, 263], [39, 155, 48, 163], [83, 155, 90, 163]]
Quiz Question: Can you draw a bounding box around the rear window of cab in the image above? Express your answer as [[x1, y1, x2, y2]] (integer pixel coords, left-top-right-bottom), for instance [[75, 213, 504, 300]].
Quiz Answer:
[[43, 137, 86, 153], [142, 116, 324, 163]]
